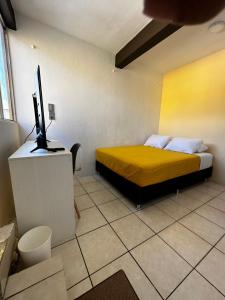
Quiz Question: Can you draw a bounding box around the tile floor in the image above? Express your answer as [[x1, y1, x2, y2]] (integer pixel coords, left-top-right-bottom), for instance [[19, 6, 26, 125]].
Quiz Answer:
[[53, 175, 225, 300]]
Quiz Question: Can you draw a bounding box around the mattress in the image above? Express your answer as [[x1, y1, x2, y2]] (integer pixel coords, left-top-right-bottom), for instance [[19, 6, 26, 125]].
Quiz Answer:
[[196, 152, 213, 170], [96, 145, 201, 187]]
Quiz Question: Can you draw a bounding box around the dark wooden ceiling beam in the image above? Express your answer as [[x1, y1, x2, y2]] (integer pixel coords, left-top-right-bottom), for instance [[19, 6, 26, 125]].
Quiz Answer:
[[0, 0, 16, 30], [115, 20, 182, 69]]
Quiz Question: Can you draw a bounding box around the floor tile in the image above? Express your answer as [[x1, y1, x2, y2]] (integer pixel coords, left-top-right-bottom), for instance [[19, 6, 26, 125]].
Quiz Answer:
[[204, 181, 225, 192], [109, 187, 124, 198], [197, 248, 225, 295], [131, 236, 191, 299], [98, 178, 113, 188], [52, 239, 88, 289], [91, 253, 161, 300], [8, 271, 68, 300], [216, 236, 225, 254], [78, 225, 127, 274], [136, 206, 174, 233], [5, 256, 63, 299], [93, 173, 102, 181], [171, 193, 204, 210], [120, 197, 138, 212], [156, 198, 190, 220], [194, 185, 222, 198], [182, 189, 213, 203], [74, 185, 87, 197], [179, 213, 225, 245], [196, 205, 225, 229], [208, 197, 225, 213], [67, 278, 92, 300], [73, 177, 80, 186], [78, 176, 96, 184], [89, 189, 116, 205], [76, 194, 95, 211], [98, 199, 131, 222], [111, 214, 154, 250], [159, 223, 211, 267], [218, 192, 225, 201], [82, 181, 105, 193], [76, 207, 107, 236], [168, 270, 224, 300]]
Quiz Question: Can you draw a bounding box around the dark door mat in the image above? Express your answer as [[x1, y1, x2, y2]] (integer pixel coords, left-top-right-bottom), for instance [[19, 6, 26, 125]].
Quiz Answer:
[[77, 270, 139, 300]]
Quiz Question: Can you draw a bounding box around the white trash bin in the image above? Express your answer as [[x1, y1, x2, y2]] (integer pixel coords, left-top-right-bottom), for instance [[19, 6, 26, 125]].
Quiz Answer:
[[18, 226, 52, 267]]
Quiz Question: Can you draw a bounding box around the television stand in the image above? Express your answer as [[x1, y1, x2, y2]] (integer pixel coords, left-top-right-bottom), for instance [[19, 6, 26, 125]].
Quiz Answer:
[[30, 146, 65, 153], [30, 138, 65, 153]]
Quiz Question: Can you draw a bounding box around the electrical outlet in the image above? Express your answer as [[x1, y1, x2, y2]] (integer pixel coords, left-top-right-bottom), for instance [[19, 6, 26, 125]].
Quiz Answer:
[[48, 103, 55, 120]]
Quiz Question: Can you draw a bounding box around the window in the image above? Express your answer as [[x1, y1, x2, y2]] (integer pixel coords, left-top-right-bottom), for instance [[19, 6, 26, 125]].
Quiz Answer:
[[0, 21, 14, 120]]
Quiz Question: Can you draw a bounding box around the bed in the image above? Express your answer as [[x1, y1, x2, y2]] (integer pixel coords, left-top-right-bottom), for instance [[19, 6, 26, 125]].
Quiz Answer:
[[96, 145, 213, 207]]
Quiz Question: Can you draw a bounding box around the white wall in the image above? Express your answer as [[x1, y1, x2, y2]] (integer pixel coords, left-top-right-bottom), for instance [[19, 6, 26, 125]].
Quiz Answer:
[[9, 14, 162, 175], [0, 120, 19, 226]]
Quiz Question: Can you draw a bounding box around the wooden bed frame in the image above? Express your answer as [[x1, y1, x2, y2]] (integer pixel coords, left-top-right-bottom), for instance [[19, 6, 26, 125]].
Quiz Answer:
[[96, 161, 213, 207]]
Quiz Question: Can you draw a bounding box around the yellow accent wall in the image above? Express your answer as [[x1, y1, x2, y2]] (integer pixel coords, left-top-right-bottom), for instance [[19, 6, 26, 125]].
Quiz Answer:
[[159, 48, 225, 184]]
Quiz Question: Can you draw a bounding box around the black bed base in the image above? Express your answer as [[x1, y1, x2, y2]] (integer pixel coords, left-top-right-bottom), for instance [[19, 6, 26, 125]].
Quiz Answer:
[[96, 161, 213, 206]]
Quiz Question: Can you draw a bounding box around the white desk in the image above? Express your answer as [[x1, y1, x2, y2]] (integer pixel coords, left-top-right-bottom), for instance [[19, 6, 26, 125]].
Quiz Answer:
[[8, 141, 76, 247]]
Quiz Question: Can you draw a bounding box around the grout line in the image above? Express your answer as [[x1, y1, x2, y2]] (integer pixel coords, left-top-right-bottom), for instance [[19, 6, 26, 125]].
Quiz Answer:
[[126, 232, 157, 252], [107, 211, 134, 223], [134, 210, 175, 235], [6, 270, 63, 299], [164, 269, 194, 300], [131, 185, 222, 236], [177, 220, 224, 247], [77, 223, 108, 238], [76, 211, 135, 239], [129, 251, 164, 299], [194, 210, 225, 230], [153, 190, 225, 238], [95, 198, 119, 207], [75, 237, 94, 288], [86, 180, 221, 241], [158, 233, 211, 268], [76, 198, 118, 213], [194, 269, 225, 298], [66, 275, 90, 291], [80, 185, 164, 299], [73, 176, 225, 298], [92, 194, 164, 299], [76, 191, 130, 288], [192, 232, 225, 297], [78, 205, 96, 213], [165, 232, 225, 299], [207, 203, 225, 215], [88, 252, 129, 278], [52, 236, 77, 250], [214, 245, 225, 256], [162, 238, 222, 298], [82, 185, 106, 194]]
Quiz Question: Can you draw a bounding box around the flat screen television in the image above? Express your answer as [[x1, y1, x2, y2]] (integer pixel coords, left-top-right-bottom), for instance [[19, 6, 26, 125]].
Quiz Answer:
[[31, 65, 64, 153]]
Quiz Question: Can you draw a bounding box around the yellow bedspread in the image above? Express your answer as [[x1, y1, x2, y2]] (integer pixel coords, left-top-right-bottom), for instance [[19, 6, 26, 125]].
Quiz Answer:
[[96, 145, 200, 187]]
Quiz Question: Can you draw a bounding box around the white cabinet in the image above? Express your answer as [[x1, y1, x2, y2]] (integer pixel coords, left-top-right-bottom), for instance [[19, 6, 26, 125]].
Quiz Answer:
[[9, 141, 76, 247]]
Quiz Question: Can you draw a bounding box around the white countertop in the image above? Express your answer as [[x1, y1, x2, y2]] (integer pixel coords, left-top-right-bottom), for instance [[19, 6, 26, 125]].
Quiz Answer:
[[9, 141, 71, 160]]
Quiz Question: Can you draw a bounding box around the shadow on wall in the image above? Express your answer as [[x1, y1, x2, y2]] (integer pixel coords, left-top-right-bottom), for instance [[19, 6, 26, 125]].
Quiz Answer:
[[0, 120, 20, 226]]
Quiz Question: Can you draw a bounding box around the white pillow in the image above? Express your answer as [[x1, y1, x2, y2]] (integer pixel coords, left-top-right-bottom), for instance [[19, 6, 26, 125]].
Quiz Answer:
[[165, 137, 203, 154], [198, 144, 209, 153], [144, 134, 171, 149]]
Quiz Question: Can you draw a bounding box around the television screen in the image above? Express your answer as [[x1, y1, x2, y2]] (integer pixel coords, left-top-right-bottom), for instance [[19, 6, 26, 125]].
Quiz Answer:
[[31, 65, 48, 152], [31, 65, 64, 153]]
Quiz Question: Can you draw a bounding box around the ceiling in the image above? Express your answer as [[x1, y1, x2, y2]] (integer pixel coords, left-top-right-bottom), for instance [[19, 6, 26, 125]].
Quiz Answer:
[[12, 1, 225, 73], [11, 0, 150, 54], [133, 9, 225, 73]]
